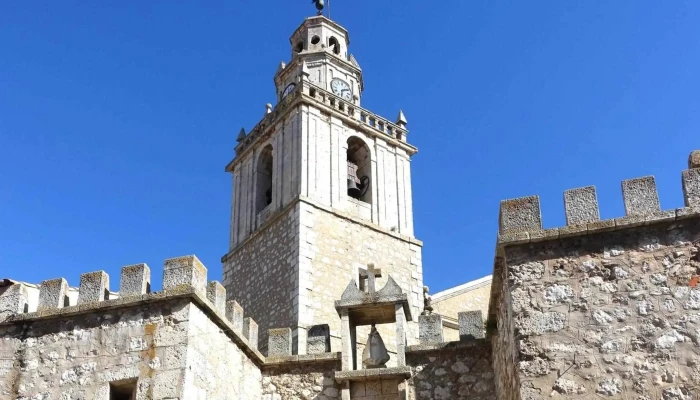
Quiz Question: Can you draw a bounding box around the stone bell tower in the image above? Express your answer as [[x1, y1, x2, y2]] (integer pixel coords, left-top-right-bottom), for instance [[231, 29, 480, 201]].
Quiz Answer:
[[222, 14, 423, 356]]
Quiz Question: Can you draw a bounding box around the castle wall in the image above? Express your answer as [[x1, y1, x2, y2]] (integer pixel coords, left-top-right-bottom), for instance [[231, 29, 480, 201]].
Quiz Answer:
[[298, 200, 423, 360], [406, 343, 496, 400], [502, 218, 700, 398], [0, 298, 261, 400], [223, 203, 301, 352], [261, 360, 340, 399], [183, 304, 262, 399]]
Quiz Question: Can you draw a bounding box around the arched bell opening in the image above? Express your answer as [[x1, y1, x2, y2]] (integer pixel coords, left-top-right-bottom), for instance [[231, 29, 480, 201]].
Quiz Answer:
[[346, 137, 371, 204], [255, 145, 274, 213]]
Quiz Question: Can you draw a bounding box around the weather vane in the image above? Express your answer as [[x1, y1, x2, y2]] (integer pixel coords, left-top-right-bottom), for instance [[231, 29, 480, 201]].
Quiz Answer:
[[311, 0, 325, 16]]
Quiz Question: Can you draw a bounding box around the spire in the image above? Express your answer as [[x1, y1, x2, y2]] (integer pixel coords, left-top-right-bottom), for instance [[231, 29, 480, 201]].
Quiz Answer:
[[396, 110, 407, 128], [236, 128, 246, 142]]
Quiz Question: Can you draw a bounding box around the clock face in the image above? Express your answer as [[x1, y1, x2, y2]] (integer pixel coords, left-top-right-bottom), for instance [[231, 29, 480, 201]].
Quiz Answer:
[[281, 83, 296, 99], [331, 78, 352, 101]]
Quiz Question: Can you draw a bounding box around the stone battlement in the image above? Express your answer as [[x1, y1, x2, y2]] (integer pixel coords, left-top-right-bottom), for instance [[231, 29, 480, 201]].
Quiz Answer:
[[0, 255, 265, 363], [498, 150, 700, 245]]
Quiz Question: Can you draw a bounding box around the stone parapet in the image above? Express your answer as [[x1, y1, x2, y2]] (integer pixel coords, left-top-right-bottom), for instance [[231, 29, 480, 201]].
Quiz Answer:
[[498, 150, 700, 245], [0, 255, 265, 365]]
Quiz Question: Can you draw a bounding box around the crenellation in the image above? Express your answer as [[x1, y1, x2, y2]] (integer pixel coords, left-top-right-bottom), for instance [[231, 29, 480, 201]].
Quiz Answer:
[[37, 277, 69, 311], [498, 195, 542, 235], [683, 167, 700, 208], [458, 310, 484, 340], [268, 327, 293, 357], [418, 314, 443, 344], [226, 299, 245, 334], [621, 175, 661, 216], [563, 186, 600, 225], [243, 317, 259, 350], [163, 255, 207, 294], [0, 284, 28, 317], [500, 155, 700, 245], [119, 263, 150, 297], [207, 281, 227, 315], [78, 270, 109, 304]]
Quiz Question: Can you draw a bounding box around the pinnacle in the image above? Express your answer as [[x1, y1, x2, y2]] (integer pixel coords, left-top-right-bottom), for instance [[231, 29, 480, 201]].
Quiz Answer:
[[396, 110, 407, 127], [236, 128, 246, 142]]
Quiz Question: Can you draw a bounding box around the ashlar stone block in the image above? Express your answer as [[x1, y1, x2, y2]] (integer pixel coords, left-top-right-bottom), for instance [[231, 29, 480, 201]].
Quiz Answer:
[[689, 150, 700, 169], [564, 186, 600, 225], [243, 317, 258, 350], [268, 327, 292, 357], [622, 176, 660, 216], [683, 168, 700, 208], [499, 196, 542, 235], [226, 300, 244, 334], [458, 310, 485, 340], [163, 255, 207, 293], [0, 284, 28, 316], [307, 324, 331, 354], [418, 314, 443, 344], [38, 278, 69, 311], [78, 270, 110, 304], [120, 263, 151, 297], [206, 281, 226, 315]]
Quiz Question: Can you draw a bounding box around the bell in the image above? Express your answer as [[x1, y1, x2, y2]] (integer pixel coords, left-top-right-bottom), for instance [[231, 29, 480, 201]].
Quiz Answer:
[[347, 177, 361, 199]]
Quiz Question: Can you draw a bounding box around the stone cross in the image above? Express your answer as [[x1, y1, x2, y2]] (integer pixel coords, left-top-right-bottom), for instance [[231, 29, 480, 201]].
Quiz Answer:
[[358, 263, 382, 293]]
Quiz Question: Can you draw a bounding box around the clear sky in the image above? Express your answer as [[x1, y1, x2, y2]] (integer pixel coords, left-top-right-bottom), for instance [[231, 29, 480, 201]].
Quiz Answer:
[[1, 2, 698, 294]]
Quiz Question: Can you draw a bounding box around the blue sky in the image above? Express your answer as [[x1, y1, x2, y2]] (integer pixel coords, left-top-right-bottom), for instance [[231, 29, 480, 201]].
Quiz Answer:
[[1, 1, 698, 294]]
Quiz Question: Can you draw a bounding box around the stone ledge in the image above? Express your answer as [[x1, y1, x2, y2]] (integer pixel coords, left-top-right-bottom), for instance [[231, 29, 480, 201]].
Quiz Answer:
[[406, 338, 490, 353], [264, 352, 341, 366], [498, 207, 700, 246], [334, 366, 412, 383]]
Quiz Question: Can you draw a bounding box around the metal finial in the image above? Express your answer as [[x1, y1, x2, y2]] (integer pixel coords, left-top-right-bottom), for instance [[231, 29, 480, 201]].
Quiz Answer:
[[311, 0, 324, 15]]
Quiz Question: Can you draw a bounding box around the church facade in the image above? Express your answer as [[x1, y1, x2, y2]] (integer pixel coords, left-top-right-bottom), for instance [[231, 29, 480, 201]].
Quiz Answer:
[[2, 12, 700, 400]]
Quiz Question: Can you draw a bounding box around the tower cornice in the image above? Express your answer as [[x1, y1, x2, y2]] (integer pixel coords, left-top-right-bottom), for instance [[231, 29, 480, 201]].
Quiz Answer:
[[226, 81, 415, 172]]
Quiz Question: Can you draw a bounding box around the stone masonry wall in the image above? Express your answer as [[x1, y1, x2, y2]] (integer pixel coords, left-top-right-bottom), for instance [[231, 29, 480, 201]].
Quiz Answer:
[[183, 303, 262, 399], [504, 218, 700, 399], [431, 281, 491, 322], [223, 203, 300, 352], [406, 342, 496, 400], [490, 253, 521, 400], [0, 299, 262, 400], [298, 200, 423, 360], [261, 360, 340, 400]]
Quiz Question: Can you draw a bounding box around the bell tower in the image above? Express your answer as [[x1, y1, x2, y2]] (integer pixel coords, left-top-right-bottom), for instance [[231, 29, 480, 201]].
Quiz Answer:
[[222, 13, 423, 357]]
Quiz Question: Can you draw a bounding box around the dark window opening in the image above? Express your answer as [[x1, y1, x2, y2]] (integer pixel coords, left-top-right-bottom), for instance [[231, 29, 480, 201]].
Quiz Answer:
[[328, 37, 341, 55], [294, 41, 304, 53], [311, 35, 321, 45], [256, 145, 274, 213], [110, 379, 137, 400], [347, 137, 372, 204]]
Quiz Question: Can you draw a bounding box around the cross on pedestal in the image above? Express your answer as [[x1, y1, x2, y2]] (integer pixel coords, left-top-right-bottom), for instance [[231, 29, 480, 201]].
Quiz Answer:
[[358, 263, 382, 294]]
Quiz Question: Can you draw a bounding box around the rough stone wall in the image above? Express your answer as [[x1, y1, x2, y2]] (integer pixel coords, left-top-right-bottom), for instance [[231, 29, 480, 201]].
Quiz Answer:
[[406, 343, 496, 400], [490, 253, 520, 400], [503, 218, 700, 399], [0, 299, 263, 400], [183, 304, 262, 399], [223, 204, 300, 352], [298, 201, 423, 359], [261, 361, 340, 400]]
